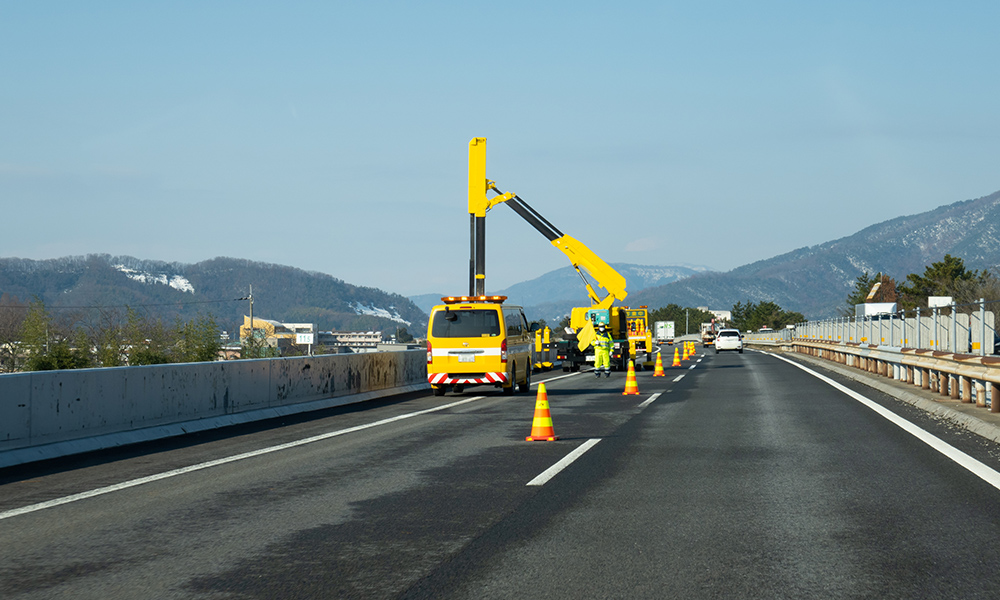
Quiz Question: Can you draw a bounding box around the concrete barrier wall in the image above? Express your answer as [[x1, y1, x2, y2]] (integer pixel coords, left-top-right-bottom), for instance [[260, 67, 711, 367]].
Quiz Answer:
[[0, 351, 428, 464]]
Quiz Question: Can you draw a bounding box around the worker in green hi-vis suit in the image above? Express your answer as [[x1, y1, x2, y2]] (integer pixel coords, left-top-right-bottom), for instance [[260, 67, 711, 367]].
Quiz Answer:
[[593, 324, 613, 378]]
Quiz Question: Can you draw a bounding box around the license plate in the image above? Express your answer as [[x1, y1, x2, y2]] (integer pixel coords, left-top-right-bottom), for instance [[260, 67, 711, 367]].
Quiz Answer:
[[585, 355, 595, 361], [458, 355, 476, 363]]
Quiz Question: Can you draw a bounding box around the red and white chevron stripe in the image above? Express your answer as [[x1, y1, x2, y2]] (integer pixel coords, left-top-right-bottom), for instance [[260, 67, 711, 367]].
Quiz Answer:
[[428, 372, 507, 385]]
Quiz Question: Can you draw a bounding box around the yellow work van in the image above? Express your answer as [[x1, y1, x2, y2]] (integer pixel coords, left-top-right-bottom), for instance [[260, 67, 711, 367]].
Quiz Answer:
[[426, 295, 535, 396]]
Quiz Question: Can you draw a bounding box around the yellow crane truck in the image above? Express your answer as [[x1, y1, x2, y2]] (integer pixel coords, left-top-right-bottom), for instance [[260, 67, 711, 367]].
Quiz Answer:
[[453, 137, 649, 374]]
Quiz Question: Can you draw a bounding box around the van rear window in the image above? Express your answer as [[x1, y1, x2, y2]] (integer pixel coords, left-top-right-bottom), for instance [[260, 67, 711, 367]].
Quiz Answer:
[[431, 309, 501, 338]]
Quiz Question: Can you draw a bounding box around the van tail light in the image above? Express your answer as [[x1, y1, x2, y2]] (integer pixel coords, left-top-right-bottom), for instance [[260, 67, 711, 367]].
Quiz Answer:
[[427, 341, 433, 364], [501, 338, 508, 362]]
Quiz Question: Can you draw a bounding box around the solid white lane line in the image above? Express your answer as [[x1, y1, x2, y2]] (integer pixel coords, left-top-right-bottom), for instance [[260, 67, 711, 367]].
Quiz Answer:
[[673, 374, 685, 382], [770, 353, 1000, 493], [638, 393, 661, 409], [0, 395, 489, 521], [526, 438, 602, 486], [535, 371, 583, 385]]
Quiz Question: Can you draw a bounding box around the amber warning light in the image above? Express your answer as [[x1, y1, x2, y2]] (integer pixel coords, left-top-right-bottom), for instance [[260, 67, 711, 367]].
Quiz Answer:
[[441, 295, 507, 304]]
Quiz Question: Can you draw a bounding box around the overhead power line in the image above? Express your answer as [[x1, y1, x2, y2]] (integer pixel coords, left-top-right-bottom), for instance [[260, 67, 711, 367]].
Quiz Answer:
[[0, 298, 245, 310]]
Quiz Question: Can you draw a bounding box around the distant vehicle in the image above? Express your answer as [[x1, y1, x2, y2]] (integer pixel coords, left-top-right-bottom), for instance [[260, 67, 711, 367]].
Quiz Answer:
[[715, 329, 743, 354], [855, 302, 897, 318], [758, 327, 774, 333], [654, 321, 675, 345], [701, 322, 716, 347]]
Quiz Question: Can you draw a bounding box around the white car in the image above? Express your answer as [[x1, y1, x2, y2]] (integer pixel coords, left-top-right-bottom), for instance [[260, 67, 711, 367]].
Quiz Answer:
[[714, 329, 743, 353]]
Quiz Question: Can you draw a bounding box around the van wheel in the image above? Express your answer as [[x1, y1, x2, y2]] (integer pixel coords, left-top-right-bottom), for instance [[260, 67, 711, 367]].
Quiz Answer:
[[518, 367, 531, 393], [432, 386, 445, 396], [453, 384, 464, 393], [503, 364, 516, 395]]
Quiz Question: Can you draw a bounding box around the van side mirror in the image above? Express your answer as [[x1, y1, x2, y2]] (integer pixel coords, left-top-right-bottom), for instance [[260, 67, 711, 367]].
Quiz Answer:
[[529, 323, 540, 332]]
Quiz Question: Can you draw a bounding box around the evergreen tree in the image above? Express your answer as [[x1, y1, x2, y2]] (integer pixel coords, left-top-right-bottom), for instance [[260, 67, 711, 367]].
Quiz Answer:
[[0, 293, 27, 372], [125, 308, 172, 365], [730, 300, 804, 332], [844, 272, 899, 316], [647, 304, 716, 336], [20, 298, 52, 371], [173, 313, 222, 362], [898, 254, 984, 309]]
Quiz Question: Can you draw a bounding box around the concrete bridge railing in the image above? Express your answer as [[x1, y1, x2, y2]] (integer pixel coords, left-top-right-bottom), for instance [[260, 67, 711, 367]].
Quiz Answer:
[[0, 350, 428, 468]]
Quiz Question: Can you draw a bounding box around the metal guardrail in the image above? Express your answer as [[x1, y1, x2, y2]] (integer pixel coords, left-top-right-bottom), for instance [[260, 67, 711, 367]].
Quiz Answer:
[[743, 337, 999, 414], [793, 340, 999, 412], [787, 298, 999, 355]]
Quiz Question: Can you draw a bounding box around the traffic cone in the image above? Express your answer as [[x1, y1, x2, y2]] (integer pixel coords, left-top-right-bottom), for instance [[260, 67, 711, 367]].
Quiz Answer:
[[672, 347, 681, 367], [526, 383, 559, 441], [653, 351, 665, 376], [622, 360, 640, 395], [682, 343, 690, 361]]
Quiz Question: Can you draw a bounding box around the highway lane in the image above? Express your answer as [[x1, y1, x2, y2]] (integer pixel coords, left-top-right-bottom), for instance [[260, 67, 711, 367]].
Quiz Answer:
[[3, 350, 1000, 598], [407, 350, 1000, 599], [0, 362, 673, 599]]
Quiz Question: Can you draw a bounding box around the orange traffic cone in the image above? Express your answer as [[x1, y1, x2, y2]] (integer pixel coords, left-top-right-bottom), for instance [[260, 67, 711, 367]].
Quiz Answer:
[[653, 351, 665, 376], [682, 343, 690, 361], [672, 347, 681, 367], [622, 360, 640, 395], [526, 383, 559, 441]]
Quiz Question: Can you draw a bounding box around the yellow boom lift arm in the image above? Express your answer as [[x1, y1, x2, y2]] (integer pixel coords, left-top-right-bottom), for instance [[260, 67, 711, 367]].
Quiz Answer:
[[467, 137, 627, 351]]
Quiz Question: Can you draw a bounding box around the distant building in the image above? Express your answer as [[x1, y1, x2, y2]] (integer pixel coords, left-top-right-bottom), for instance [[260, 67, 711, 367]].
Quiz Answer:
[[240, 316, 317, 354], [709, 310, 732, 323], [320, 331, 383, 352], [697, 308, 732, 325], [239, 316, 383, 354]]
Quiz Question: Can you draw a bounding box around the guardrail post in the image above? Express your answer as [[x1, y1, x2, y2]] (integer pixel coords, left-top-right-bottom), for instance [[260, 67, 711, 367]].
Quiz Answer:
[[992, 381, 999, 413], [921, 368, 930, 390], [980, 298, 987, 357], [976, 380, 986, 408], [961, 376, 972, 403], [951, 301, 959, 353], [931, 306, 941, 350]]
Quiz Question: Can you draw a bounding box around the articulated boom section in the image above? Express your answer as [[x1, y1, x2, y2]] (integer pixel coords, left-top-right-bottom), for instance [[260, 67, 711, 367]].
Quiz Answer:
[[467, 137, 627, 352], [467, 137, 627, 307]]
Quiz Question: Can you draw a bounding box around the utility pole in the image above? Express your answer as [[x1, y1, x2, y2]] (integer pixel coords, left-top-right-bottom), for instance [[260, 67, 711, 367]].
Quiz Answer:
[[248, 284, 254, 350], [237, 285, 255, 356]]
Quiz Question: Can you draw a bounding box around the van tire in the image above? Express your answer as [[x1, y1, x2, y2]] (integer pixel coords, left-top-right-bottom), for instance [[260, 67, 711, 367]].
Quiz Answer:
[[432, 386, 445, 396], [518, 367, 531, 393]]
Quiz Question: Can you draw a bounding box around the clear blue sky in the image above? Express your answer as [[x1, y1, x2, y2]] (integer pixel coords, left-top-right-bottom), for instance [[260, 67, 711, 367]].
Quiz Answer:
[[3, 1, 998, 297]]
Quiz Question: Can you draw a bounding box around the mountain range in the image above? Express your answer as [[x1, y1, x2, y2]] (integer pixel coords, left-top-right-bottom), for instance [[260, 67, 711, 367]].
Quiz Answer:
[[0, 256, 426, 335], [412, 190, 1000, 323], [4, 190, 999, 334], [630, 189, 1000, 318], [408, 263, 709, 317]]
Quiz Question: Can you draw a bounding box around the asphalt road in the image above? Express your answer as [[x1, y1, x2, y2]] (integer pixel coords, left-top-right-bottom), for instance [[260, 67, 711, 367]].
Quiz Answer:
[[3, 349, 1000, 599]]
